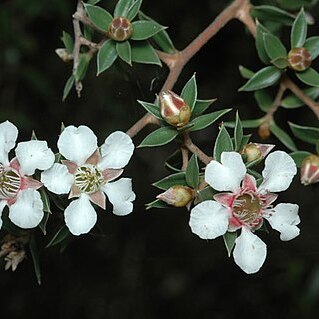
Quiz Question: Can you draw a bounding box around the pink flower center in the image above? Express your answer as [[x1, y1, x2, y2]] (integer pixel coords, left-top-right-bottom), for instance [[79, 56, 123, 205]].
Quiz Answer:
[[0, 167, 21, 200]]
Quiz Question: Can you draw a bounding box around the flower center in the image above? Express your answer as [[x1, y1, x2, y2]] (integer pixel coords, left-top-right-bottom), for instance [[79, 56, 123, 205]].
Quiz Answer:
[[0, 166, 21, 200], [108, 17, 133, 42], [74, 164, 104, 194], [232, 193, 262, 228]]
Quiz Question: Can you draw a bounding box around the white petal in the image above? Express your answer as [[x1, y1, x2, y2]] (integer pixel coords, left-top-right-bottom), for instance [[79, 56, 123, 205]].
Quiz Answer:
[[9, 189, 44, 229], [233, 227, 267, 274], [259, 151, 297, 193], [99, 131, 134, 170], [205, 152, 246, 192], [41, 163, 74, 194], [15, 140, 55, 175], [102, 178, 135, 216], [189, 200, 229, 240], [57, 125, 98, 165], [64, 194, 97, 236], [0, 200, 7, 229], [266, 203, 300, 241], [0, 121, 18, 165]]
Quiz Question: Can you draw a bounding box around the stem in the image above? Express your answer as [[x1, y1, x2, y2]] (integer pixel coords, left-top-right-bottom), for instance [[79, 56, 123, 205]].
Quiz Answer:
[[183, 133, 212, 165]]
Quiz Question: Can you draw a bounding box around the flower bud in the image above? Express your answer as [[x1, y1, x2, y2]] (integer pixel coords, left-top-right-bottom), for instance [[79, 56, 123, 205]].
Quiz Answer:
[[159, 90, 192, 127], [300, 154, 319, 185], [55, 48, 73, 63], [258, 122, 271, 140], [157, 185, 195, 208], [241, 143, 275, 162], [108, 17, 133, 42], [288, 47, 312, 72]]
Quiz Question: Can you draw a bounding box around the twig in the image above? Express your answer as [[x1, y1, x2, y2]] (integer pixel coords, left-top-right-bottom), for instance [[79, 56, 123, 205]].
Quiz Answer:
[[183, 133, 212, 165]]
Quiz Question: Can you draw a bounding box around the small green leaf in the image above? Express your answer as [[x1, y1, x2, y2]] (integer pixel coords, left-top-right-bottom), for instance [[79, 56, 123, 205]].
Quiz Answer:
[[188, 109, 231, 132], [191, 99, 217, 118], [39, 212, 50, 235], [165, 150, 182, 173], [251, 6, 295, 25], [61, 31, 73, 54], [138, 126, 178, 147], [131, 21, 166, 40], [153, 172, 187, 190], [289, 150, 312, 167], [116, 41, 132, 65], [87, 0, 102, 4], [256, 22, 271, 64], [146, 199, 169, 210], [269, 121, 297, 151], [46, 225, 70, 248], [194, 187, 215, 205], [223, 231, 237, 257], [127, 0, 142, 20], [239, 66, 282, 91], [281, 87, 319, 108], [263, 33, 287, 61], [186, 154, 199, 189], [40, 189, 51, 214], [224, 118, 263, 128], [271, 57, 288, 69], [131, 41, 161, 66], [29, 236, 41, 285], [239, 134, 252, 151], [84, 3, 113, 31], [62, 75, 75, 101], [137, 100, 162, 119], [234, 111, 243, 152], [75, 54, 91, 81], [114, 0, 134, 18], [97, 40, 118, 75], [181, 74, 197, 111], [238, 65, 255, 79], [213, 125, 234, 162], [304, 36, 319, 60], [291, 8, 307, 48], [254, 89, 273, 112], [289, 122, 319, 144], [296, 67, 319, 87]]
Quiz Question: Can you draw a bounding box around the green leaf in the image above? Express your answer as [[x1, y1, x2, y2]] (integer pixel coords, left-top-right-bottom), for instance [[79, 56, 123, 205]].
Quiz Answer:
[[263, 33, 287, 61], [224, 118, 263, 128], [127, 0, 142, 20], [46, 225, 70, 248], [138, 126, 178, 147], [191, 99, 217, 118], [114, 0, 134, 18], [186, 154, 199, 188], [146, 199, 169, 210], [304, 36, 319, 60], [296, 67, 319, 87], [281, 87, 319, 108], [116, 41, 132, 65], [62, 75, 74, 101], [153, 172, 187, 190], [256, 22, 271, 64], [61, 31, 73, 54], [278, 0, 318, 11], [87, 0, 102, 4], [254, 89, 273, 112], [131, 41, 161, 66], [84, 4, 113, 31], [223, 231, 237, 257], [39, 212, 50, 235], [238, 65, 255, 79], [234, 111, 243, 151], [181, 74, 197, 111], [239, 134, 252, 151], [188, 109, 232, 132], [75, 54, 91, 81], [291, 8, 307, 48], [29, 236, 41, 285], [289, 122, 319, 144], [239, 66, 282, 91], [289, 151, 312, 167], [131, 21, 166, 40], [271, 57, 288, 69], [251, 6, 295, 26], [97, 40, 118, 75], [137, 100, 162, 119], [194, 187, 215, 205], [269, 121, 297, 151], [165, 150, 182, 173], [213, 125, 234, 162], [40, 189, 51, 214]]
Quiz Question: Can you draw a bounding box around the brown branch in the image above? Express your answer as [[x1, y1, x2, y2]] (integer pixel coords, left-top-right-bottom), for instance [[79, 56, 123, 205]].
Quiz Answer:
[[181, 146, 189, 171], [183, 133, 212, 165]]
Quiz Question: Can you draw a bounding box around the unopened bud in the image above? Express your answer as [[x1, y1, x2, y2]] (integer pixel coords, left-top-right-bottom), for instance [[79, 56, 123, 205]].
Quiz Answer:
[[55, 48, 73, 62], [288, 47, 312, 72], [159, 90, 192, 127], [157, 185, 195, 207], [300, 154, 319, 185], [241, 143, 275, 162], [108, 17, 133, 42], [258, 122, 271, 140]]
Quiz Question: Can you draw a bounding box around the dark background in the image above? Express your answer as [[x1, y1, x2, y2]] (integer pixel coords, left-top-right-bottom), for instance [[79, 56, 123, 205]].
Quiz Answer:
[[1, 0, 319, 318]]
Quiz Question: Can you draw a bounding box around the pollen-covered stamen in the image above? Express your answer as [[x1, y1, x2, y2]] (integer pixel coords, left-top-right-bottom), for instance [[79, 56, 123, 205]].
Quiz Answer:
[[74, 164, 104, 194], [232, 193, 262, 228], [0, 168, 21, 200]]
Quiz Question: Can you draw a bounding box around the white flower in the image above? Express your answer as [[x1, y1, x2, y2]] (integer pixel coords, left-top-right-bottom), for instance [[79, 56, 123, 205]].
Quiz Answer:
[[41, 125, 135, 236], [0, 121, 55, 229], [189, 151, 300, 274]]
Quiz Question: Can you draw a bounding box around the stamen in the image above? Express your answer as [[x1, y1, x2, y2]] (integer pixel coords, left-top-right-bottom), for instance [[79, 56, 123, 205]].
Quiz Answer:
[[0, 169, 21, 200], [74, 164, 104, 194]]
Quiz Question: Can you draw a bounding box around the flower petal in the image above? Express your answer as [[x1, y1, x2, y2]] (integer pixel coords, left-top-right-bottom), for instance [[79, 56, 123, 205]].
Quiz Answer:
[[0, 200, 7, 229], [259, 151, 297, 193], [8, 189, 44, 228], [205, 152, 246, 192], [0, 121, 18, 165], [266, 203, 300, 241], [233, 227, 267, 274], [64, 194, 97, 235], [15, 140, 55, 175], [102, 178, 135, 216], [242, 174, 257, 192], [98, 131, 134, 170], [41, 163, 74, 194], [58, 125, 98, 165], [189, 200, 229, 239]]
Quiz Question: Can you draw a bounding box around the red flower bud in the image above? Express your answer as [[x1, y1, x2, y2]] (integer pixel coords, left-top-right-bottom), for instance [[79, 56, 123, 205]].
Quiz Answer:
[[157, 185, 195, 208], [288, 47, 312, 72], [300, 154, 319, 185], [108, 17, 133, 42]]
